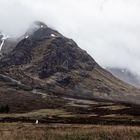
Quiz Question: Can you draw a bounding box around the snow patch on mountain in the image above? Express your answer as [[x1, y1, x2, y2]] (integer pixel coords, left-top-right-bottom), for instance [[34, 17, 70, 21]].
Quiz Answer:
[[51, 34, 56, 37], [25, 35, 29, 39], [0, 34, 9, 51]]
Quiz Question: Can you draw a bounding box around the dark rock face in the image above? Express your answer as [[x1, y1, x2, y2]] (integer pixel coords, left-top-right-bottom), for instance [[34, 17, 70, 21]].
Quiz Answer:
[[0, 39, 33, 67], [38, 37, 96, 78], [57, 75, 71, 86], [0, 22, 96, 79], [31, 27, 57, 40]]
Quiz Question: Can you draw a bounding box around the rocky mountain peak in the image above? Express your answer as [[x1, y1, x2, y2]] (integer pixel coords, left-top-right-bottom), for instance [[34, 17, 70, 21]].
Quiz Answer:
[[34, 21, 48, 28], [0, 21, 96, 79], [23, 21, 60, 42]]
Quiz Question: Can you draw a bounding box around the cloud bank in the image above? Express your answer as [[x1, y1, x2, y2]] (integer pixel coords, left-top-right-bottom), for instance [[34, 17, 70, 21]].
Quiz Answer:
[[0, 0, 140, 74]]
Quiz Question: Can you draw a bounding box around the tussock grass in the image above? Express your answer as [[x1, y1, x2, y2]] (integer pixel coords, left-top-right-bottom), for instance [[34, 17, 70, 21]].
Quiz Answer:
[[0, 123, 139, 140]]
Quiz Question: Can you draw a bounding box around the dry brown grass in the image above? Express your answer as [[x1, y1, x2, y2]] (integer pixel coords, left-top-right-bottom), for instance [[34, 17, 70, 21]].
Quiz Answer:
[[0, 123, 139, 140]]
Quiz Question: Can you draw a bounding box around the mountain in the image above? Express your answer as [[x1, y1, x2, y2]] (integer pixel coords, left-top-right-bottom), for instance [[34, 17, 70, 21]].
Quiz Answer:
[[107, 67, 140, 88], [0, 32, 8, 53], [0, 32, 18, 57], [0, 21, 140, 116]]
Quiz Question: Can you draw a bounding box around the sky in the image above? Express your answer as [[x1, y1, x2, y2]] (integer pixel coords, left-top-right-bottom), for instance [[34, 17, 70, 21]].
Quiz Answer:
[[0, 0, 140, 74]]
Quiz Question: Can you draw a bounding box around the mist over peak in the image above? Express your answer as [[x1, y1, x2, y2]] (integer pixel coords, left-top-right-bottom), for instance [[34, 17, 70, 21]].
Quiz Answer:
[[0, 0, 140, 75]]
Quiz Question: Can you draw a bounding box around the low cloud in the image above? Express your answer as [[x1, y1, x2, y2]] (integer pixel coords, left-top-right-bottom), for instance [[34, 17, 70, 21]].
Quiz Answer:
[[0, 0, 140, 74]]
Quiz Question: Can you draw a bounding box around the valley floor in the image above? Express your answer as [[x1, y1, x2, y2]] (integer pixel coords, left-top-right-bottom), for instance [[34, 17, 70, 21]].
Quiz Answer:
[[0, 92, 140, 139], [0, 123, 140, 140]]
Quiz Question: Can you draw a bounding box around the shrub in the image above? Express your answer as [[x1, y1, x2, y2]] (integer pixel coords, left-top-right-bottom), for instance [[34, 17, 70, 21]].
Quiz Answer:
[[0, 105, 10, 113]]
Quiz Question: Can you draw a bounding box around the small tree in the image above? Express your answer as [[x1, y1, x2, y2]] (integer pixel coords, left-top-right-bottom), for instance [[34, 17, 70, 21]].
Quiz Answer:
[[0, 105, 10, 113], [5, 105, 10, 113], [0, 105, 5, 113]]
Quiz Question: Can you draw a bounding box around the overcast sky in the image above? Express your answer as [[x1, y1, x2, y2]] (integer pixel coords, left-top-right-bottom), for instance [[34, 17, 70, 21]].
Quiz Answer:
[[0, 0, 140, 74]]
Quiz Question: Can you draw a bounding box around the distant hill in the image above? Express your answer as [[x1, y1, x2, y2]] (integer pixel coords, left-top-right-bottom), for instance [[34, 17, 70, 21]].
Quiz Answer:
[[0, 32, 18, 57], [107, 67, 140, 88]]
